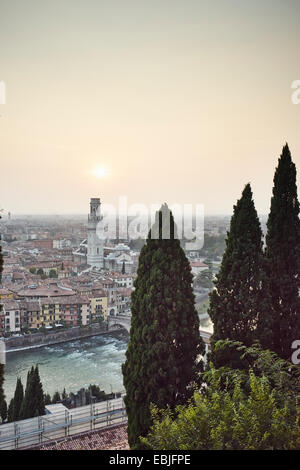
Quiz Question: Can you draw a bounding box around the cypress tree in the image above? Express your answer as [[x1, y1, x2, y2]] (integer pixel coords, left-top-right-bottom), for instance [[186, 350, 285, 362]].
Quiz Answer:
[[20, 367, 34, 419], [21, 365, 45, 419], [52, 391, 61, 404], [32, 366, 45, 416], [12, 378, 24, 421], [7, 398, 14, 423], [0, 399, 7, 423], [208, 184, 264, 368], [122, 204, 205, 449], [258, 144, 300, 360]]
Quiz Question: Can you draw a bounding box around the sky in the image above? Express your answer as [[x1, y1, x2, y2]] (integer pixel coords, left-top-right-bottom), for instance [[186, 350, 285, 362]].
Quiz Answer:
[[1, 0, 300, 215]]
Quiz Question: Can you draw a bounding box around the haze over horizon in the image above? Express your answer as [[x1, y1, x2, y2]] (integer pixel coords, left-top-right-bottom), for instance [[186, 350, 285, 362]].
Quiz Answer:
[[1, 0, 300, 215]]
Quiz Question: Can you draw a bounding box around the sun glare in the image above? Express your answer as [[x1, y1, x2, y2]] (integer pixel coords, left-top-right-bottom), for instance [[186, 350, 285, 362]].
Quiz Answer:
[[91, 167, 109, 179]]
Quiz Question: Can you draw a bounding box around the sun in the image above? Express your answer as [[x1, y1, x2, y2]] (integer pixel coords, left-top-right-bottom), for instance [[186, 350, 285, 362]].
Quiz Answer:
[[91, 167, 109, 179]]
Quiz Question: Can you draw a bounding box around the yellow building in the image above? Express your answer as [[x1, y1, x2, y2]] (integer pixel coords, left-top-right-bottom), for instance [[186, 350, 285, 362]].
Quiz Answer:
[[0, 288, 13, 300], [89, 289, 108, 321]]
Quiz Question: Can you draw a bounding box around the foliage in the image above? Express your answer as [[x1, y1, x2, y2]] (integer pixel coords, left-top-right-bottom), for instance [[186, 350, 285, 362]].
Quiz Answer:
[[208, 184, 264, 368], [52, 391, 61, 403], [122, 204, 205, 449], [0, 399, 7, 423], [194, 269, 213, 289], [12, 378, 24, 421], [7, 399, 14, 423], [20, 366, 45, 419], [142, 367, 300, 450], [258, 144, 300, 360]]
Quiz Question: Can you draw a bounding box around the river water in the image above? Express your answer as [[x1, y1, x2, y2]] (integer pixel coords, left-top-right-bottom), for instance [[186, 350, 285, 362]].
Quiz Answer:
[[3, 317, 213, 403], [3, 333, 128, 402]]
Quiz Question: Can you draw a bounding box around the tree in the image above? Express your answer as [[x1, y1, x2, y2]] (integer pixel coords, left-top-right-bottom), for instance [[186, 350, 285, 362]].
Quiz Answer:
[[49, 269, 57, 278], [142, 368, 300, 450], [203, 340, 300, 404], [0, 399, 7, 423], [12, 378, 24, 421], [208, 184, 264, 368], [121, 260, 126, 274], [122, 204, 205, 449], [37, 268, 44, 276], [29, 267, 36, 274], [7, 399, 14, 423], [258, 144, 300, 360], [21, 366, 45, 419], [44, 393, 51, 406], [52, 391, 61, 403], [194, 269, 213, 289]]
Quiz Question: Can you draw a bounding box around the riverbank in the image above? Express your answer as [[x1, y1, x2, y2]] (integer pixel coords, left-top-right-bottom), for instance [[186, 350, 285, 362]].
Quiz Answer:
[[2, 324, 129, 354]]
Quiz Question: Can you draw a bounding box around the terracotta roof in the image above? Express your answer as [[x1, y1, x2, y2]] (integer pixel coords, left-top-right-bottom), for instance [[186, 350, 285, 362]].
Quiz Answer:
[[29, 424, 129, 450], [40, 295, 89, 305], [190, 261, 208, 268]]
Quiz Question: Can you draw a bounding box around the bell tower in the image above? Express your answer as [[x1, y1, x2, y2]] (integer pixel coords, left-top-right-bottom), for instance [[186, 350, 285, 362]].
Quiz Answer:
[[87, 198, 104, 268]]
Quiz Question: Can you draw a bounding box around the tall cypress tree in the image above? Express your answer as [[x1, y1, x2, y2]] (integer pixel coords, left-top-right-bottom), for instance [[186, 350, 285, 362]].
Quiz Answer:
[[21, 365, 45, 419], [0, 399, 7, 423], [208, 184, 264, 368], [7, 398, 14, 423], [122, 204, 205, 449], [258, 144, 300, 360], [12, 378, 24, 421]]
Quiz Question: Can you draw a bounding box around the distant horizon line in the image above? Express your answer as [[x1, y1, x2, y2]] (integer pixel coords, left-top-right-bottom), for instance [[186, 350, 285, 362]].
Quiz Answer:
[[2, 212, 268, 218]]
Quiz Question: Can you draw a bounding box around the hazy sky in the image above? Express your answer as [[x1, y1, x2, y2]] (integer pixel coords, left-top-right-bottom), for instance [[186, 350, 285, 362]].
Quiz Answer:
[[1, 0, 300, 215]]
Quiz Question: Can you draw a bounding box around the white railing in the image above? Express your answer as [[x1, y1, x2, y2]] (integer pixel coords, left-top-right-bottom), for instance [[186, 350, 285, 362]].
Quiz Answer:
[[0, 396, 127, 450]]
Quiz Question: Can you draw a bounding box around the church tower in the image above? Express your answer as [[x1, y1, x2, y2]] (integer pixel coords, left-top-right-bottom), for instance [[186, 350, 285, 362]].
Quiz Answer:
[[87, 198, 104, 268]]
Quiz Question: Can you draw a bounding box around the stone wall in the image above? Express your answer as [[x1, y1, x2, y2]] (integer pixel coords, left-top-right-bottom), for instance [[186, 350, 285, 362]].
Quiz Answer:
[[3, 323, 125, 352]]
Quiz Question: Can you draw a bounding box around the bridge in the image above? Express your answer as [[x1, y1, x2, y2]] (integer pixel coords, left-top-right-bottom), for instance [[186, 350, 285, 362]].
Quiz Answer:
[[107, 315, 212, 347]]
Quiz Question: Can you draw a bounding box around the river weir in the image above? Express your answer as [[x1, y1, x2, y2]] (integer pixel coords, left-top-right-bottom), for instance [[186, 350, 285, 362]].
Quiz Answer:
[[3, 332, 128, 402]]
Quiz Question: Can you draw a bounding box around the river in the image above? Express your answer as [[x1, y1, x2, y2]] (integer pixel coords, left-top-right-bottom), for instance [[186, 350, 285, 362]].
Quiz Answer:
[[3, 332, 128, 402], [3, 316, 213, 403]]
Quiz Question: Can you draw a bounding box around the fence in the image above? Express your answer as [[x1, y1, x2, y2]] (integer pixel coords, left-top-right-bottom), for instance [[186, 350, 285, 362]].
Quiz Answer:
[[0, 396, 127, 450]]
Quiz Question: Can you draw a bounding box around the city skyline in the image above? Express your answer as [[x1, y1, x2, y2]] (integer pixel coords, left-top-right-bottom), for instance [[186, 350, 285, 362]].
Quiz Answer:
[[1, 0, 300, 215]]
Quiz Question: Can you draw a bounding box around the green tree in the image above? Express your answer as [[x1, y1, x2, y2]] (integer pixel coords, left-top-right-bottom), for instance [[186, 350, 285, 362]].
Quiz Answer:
[[121, 260, 126, 274], [7, 398, 14, 423], [203, 340, 300, 405], [37, 268, 44, 276], [52, 391, 61, 403], [208, 184, 264, 368], [194, 269, 213, 289], [12, 378, 24, 421], [0, 399, 7, 423], [21, 366, 45, 419], [49, 269, 57, 278], [258, 144, 300, 360], [122, 204, 205, 449], [142, 369, 300, 450], [44, 393, 51, 406]]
